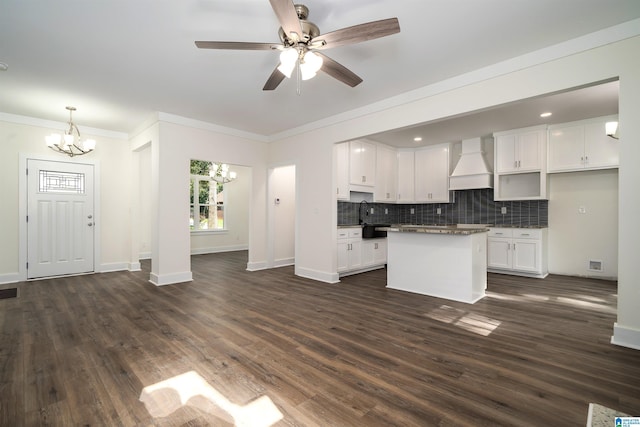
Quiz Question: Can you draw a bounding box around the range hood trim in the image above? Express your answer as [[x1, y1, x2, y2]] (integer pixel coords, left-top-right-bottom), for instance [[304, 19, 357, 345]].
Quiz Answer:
[[449, 137, 494, 190]]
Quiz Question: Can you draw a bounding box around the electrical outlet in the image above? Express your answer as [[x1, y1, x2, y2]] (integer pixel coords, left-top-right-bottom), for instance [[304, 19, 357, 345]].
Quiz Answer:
[[436, 207, 442, 215], [410, 208, 415, 214], [579, 206, 587, 214], [384, 208, 388, 214], [501, 207, 507, 215], [370, 207, 374, 214]]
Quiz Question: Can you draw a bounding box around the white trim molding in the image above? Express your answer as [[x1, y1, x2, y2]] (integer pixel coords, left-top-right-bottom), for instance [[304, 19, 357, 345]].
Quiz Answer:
[[0, 273, 20, 285], [149, 271, 193, 286], [611, 323, 640, 351], [295, 266, 339, 284], [191, 244, 248, 256]]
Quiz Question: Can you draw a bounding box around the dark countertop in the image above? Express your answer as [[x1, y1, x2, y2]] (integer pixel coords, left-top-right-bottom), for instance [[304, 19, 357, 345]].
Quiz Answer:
[[380, 224, 489, 235]]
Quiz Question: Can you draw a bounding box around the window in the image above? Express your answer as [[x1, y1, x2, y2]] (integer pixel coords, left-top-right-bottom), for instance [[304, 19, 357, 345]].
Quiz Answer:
[[190, 160, 226, 231]]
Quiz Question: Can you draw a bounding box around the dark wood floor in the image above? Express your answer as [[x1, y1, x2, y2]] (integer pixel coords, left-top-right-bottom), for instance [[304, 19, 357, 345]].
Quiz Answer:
[[1, 251, 639, 426]]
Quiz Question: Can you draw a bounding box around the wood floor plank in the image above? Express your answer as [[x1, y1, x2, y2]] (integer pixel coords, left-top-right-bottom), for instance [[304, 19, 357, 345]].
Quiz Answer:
[[1, 251, 639, 425]]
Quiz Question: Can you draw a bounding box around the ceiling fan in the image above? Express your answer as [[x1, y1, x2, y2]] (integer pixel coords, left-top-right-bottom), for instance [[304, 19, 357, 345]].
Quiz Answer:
[[195, 0, 400, 91]]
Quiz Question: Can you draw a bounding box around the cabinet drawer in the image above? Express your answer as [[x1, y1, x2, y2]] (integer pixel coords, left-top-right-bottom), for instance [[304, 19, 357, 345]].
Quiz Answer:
[[337, 229, 350, 239], [349, 228, 362, 239], [513, 229, 542, 239], [488, 228, 513, 238]]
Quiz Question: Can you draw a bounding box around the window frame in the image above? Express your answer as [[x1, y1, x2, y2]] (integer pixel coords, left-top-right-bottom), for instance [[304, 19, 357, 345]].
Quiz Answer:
[[190, 172, 228, 233]]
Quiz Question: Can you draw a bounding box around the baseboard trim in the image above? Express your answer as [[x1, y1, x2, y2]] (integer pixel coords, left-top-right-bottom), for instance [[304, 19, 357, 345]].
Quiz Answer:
[[611, 323, 640, 350], [128, 262, 142, 272], [149, 271, 193, 286], [246, 261, 268, 271], [0, 273, 20, 285], [487, 268, 548, 279], [295, 266, 339, 284], [99, 262, 129, 273], [191, 245, 249, 255], [273, 258, 294, 268]]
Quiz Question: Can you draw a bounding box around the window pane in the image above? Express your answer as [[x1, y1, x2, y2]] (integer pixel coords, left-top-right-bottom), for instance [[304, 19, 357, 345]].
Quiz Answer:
[[199, 205, 210, 229], [199, 180, 210, 204], [216, 205, 224, 229], [39, 170, 85, 193], [189, 206, 195, 229]]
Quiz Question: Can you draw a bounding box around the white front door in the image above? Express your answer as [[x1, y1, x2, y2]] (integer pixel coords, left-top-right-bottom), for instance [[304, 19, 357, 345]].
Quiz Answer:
[[27, 159, 95, 279]]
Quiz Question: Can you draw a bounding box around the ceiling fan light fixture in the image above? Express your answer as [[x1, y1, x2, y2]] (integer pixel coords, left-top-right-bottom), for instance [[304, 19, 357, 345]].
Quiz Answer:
[[277, 48, 298, 78], [300, 51, 323, 80], [606, 121, 619, 139]]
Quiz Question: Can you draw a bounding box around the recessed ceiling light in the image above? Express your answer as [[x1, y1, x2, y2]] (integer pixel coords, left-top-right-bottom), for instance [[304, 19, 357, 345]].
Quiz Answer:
[[413, 137, 422, 142], [540, 112, 552, 118], [0, 62, 8, 71]]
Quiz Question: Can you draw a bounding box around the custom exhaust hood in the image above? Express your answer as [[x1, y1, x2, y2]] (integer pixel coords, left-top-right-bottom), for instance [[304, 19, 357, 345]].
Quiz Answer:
[[449, 137, 493, 190]]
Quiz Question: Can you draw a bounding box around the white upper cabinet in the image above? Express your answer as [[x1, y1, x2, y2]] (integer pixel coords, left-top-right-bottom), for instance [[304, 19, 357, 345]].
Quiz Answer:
[[414, 143, 450, 203], [349, 139, 376, 188], [495, 127, 545, 173], [548, 116, 619, 173], [375, 144, 397, 202], [396, 150, 415, 203], [334, 142, 350, 200]]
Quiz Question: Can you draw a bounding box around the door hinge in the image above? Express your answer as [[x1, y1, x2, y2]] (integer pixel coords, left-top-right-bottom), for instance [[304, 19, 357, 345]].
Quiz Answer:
[[26, 215, 28, 223], [26, 262, 29, 270]]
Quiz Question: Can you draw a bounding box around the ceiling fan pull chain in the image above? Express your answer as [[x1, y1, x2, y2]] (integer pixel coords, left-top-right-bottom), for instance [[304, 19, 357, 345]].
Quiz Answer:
[[296, 60, 302, 96]]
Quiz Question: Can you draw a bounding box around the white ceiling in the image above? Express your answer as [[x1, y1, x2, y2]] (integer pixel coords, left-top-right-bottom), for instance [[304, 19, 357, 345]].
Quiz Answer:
[[1, 1, 639, 139]]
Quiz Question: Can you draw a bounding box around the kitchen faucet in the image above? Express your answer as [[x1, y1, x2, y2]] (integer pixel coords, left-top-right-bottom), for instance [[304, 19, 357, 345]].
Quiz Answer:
[[359, 200, 369, 224]]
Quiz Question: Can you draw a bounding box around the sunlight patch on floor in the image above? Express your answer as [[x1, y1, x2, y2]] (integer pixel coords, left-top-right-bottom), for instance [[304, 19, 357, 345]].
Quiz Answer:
[[426, 305, 501, 336], [556, 296, 616, 313], [139, 371, 283, 426]]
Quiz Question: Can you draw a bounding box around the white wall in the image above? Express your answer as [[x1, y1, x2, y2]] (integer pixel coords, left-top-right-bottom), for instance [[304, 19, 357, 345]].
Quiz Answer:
[[190, 164, 250, 254], [548, 169, 618, 279], [269, 36, 640, 348], [0, 117, 131, 281], [268, 165, 295, 267], [137, 145, 152, 259]]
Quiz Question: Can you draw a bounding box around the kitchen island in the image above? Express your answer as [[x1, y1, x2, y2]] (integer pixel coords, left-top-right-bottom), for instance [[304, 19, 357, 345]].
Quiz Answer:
[[381, 225, 489, 304]]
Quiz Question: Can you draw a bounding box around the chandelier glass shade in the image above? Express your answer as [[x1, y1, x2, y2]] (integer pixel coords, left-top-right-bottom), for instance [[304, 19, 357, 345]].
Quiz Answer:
[[277, 48, 323, 81], [45, 106, 96, 157], [210, 163, 237, 184]]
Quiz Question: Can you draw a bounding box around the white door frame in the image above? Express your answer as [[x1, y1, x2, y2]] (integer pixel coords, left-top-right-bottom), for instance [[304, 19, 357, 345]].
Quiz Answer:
[[266, 162, 298, 269], [18, 153, 101, 281]]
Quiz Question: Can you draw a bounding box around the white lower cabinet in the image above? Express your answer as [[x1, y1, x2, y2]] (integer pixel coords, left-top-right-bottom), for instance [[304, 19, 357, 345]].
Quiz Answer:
[[338, 227, 387, 276], [487, 228, 548, 278]]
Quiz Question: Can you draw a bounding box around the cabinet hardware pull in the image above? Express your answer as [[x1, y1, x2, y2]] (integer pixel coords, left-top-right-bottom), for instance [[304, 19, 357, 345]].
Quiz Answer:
[[521, 233, 530, 236], [585, 156, 588, 163], [514, 160, 517, 168]]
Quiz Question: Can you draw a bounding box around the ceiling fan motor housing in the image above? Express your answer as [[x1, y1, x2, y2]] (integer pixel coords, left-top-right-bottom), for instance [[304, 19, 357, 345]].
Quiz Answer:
[[278, 4, 319, 44]]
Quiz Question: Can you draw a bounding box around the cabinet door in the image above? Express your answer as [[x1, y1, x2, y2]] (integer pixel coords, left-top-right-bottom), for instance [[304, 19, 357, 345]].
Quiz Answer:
[[414, 145, 450, 203], [373, 239, 387, 265], [488, 238, 512, 269], [584, 121, 619, 170], [512, 239, 540, 272], [335, 142, 350, 199], [349, 240, 363, 270], [495, 134, 518, 173], [337, 241, 349, 272], [517, 130, 543, 171], [349, 140, 376, 186], [396, 151, 415, 203], [375, 145, 397, 202], [361, 240, 375, 267], [548, 125, 585, 172]]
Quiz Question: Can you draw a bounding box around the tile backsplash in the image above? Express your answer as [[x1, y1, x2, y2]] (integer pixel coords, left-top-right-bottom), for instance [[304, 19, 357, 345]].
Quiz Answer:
[[338, 189, 548, 227]]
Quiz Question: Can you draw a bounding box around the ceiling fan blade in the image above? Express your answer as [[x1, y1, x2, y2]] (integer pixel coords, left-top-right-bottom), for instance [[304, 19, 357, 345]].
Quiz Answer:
[[263, 66, 286, 91], [269, 0, 303, 41], [316, 53, 363, 88], [195, 41, 278, 50], [313, 18, 400, 50]]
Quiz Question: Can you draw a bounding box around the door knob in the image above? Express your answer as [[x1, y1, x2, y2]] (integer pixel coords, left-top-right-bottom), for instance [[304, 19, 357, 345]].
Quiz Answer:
[[88, 222, 94, 226], [88, 215, 93, 219]]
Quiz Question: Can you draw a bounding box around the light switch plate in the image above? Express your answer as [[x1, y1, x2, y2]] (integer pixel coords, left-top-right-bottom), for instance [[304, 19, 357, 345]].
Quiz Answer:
[[501, 207, 507, 215]]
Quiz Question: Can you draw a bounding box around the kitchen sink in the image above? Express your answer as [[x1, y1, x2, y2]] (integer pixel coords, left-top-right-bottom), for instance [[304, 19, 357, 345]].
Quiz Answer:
[[362, 224, 390, 239]]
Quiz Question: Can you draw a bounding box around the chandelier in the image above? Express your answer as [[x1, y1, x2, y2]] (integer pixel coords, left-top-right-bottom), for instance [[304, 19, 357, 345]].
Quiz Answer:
[[45, 106, 96, 157], [210, 163, 237, 184]]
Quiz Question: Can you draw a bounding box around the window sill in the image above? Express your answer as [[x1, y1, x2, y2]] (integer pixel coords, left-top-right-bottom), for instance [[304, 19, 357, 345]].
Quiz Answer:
[[190, 229, 228, 235]]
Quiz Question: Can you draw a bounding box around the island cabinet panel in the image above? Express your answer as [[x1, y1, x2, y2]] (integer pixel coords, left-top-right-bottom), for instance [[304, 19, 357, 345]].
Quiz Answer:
[[386, 230, 487, 304], [414, 143, 450, 203], [487, 227, 548, 278]]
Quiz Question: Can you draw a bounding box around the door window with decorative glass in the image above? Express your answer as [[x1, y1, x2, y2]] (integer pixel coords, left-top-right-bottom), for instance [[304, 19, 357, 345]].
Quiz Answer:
[[190, 160, 227, 231]]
